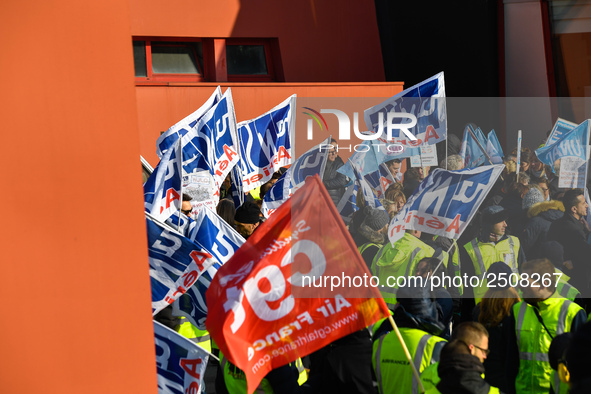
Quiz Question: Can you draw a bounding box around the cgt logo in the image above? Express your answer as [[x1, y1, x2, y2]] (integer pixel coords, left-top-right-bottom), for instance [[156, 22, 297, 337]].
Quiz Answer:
[[302, 107, 418, 142]]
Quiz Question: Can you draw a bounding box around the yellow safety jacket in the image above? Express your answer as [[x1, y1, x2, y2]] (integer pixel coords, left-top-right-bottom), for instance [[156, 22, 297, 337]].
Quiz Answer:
[[372, 233, 445, 309], [221, 355, 306, 393], [177, 317, 212, 353], [512, 293, 583, 394], [372, 327, 446, 394], [463, 236, 520, 303]]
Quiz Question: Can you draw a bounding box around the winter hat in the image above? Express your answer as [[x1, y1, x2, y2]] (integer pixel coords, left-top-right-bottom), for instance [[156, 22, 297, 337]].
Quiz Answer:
[[234, 201, 260, 224], [522, 187, 544, 211], [486, 261, 514, 289], [363, 206, 390, 231], [481, 205, 509, 225]]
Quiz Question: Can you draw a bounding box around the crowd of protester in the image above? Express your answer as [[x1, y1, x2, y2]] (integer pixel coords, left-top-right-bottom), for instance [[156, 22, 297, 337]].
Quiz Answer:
[[156, 133, 591, 394]]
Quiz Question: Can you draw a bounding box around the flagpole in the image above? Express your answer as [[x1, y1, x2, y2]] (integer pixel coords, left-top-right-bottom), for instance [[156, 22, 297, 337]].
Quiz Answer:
[[467, 126, 494, 166], [516, 130, 522, 183], [387, 315, 426, 393], [177, 140, 183, 232]]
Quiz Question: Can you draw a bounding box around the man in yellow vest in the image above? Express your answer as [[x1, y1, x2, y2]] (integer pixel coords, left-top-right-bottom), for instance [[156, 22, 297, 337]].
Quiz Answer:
[[372, 229, 444, 310], [372, 282, 447, 394], [461, 205, 525, 308], [425, 337, 500, 393], [506, 258, 587, 394]]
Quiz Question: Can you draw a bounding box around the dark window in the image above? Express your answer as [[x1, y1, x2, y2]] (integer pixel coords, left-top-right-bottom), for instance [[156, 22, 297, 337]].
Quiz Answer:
[[226, 45, 268, 75], [133, 41, 147, 77]]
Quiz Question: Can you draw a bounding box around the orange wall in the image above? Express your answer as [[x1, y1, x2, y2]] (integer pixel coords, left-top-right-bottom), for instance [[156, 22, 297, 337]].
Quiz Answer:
[[128, 0, 385, 82], [136, 82, 405, 166], [0, 1, 157, 393]]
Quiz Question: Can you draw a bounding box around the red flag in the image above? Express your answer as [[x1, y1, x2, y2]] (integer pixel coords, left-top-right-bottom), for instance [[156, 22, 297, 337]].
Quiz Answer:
[[206, 175, 389, 393]]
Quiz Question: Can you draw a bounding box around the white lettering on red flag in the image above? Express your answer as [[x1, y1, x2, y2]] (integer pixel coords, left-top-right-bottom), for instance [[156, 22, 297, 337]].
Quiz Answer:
[[206, 175, 389, 393]]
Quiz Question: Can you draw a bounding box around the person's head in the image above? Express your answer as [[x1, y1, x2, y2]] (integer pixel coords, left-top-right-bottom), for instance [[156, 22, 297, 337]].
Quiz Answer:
[[451, 322, 490, 363], [222, 174, 231, 191], [520, 258, 556, 302], [181, 194, 193, 217], [387, 159, 401, 179], [362, 206, 390, 233], [518, 172, 530, 186], [481, 205, 509, 239], [479, 286, 521, 328], [522, 186, 544, 212], [562, 189, 587, 220], [234, 201, 261, 238], [384, 182, 404, 201], [416, 257, 441, 280], [396, 282, 445, 335], [530, 155, 544, 172], [393, 191, 406, 213], [404, 167, 421, 183], [216, 198, 236, 228], [520, 150, 534, 173], [327, 138, 339, 162], [440, 154, 464, 171], [259, 180, 275, 200], [537, 178, 551, 200]]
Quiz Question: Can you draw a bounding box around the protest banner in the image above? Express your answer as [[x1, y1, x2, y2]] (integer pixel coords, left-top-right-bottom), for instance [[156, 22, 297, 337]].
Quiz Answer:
[[147, 213, 217, 315], [545, 117, 578, 148], [335, 183, 359, 224], [349, 159, 383, 209], [179, 88, 240, 194], [154, 321, 209, 394], [237, 95, 295, 193], [182, 171, 218, 216], [535, 120, 590, 174], [206, 175, 390, 393], [559, 155, 588, 188], [486, 130, 504, 164], [171, 206, 246, 329], [388, 165, 505, 244], [144, 140, 183, 222], [261, 137, 330, 217], [363, 163, 395, 199], [364, 72, 447, 146], [459, 124, 487, 168], [157, 86, 222, 159]]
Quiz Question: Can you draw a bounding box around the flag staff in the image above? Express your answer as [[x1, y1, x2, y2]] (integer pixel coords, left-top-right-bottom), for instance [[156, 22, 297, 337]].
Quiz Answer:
[[387, 315, 426, 393]]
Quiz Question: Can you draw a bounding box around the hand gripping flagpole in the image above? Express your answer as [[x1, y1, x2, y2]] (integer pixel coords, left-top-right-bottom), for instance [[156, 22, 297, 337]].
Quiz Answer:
[[387, 314, 426, 393]]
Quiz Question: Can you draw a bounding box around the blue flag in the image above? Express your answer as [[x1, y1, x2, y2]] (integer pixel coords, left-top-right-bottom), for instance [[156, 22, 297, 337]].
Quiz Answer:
[[172, 207, 245, 330], [154, 321, 209, 394], [349, 159, 383, 209], [364, 72, 447, 146], [156, 87, 222, 159], [237, 95, 295, 193], [147, 213, 216, 315], [335, 183, 359, 225], [545, 118, 578, 148], [261, 137, 330, 217], [460, 124, 486, 168], [536, 120, 590, 169], [144, 140, 183, 222], [389, 165, 505, 244], [486, 130, 504, 164], [179, 89, 240, 192]]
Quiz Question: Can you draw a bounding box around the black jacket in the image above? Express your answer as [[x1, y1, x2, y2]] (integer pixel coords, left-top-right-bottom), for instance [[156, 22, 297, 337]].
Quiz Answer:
[[547, 212, 591, 293], [520, 200, 564, 259], [437, 354, 500, 394]]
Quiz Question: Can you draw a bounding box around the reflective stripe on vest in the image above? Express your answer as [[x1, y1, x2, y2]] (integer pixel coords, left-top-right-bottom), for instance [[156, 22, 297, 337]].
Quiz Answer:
[[557, 281, 580, 301], [412, 334, 432, 394], [506, 236, 517, 271], [470, 239, 486, 277], [514, 298, 578, 393], [375, 336, 386, 394]]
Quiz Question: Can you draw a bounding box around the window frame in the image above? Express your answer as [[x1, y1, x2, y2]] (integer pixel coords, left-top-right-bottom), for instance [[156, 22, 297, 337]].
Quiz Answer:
[[133, 37, 207, 83], [225, 39, 276, 82]]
